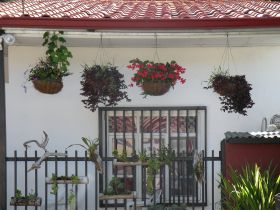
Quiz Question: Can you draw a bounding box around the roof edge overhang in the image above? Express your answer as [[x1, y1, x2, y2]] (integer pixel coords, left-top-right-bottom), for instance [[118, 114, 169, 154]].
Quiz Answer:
[[1, 17, 280, 30]]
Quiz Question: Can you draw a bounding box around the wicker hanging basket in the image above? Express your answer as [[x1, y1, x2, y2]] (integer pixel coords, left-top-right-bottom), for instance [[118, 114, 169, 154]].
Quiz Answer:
[[32, 79, 63, 94], [142, 81, 171, 96], [213, 80, 237, 96]]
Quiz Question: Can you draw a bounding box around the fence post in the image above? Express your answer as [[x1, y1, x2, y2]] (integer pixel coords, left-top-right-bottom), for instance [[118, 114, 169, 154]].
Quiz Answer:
[[0, 40, 6, 210]]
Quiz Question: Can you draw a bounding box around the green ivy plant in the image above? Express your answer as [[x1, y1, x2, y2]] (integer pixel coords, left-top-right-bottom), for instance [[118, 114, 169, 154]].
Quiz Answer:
[[28, 31, 72, 81], [68, 188, 76, 210], [147, 145, 175, 195], [50, 174, 80, 195], [221, 164, 280, 210]]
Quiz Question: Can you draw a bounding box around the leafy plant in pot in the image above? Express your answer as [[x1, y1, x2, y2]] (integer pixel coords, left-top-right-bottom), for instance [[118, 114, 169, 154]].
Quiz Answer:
[[10, 189, 41, 206], [27, 31, 72, 94], [66, 137, 103, 173], [128, 59, 186, 96], [81, 64, 130, 112], [205, 66, 254, 115]]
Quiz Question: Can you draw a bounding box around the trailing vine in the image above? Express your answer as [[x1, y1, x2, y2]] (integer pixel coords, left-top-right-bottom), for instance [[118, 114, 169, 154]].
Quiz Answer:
[[81, 64, 130, 112], [205, 67, 254, 115]]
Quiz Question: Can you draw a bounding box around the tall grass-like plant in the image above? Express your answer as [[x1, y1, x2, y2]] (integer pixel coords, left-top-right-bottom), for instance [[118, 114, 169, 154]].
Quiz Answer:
[[221, 164, 280, 210]]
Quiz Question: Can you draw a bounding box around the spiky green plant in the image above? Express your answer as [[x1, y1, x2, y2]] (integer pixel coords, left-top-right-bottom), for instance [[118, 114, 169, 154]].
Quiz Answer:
[[221, 164, 280, 210]]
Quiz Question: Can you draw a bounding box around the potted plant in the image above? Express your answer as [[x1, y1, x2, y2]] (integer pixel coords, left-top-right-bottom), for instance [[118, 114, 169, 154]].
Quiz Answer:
[[46, 174, 88, 195], [81, 64, 130, 112], [128, 58, 186, 96], [66, 137, 103, 173], [10, 189, 42, 206], [205, 66, 254, 115], [100, 177, 134, 200], [27, 31, 72, 94]]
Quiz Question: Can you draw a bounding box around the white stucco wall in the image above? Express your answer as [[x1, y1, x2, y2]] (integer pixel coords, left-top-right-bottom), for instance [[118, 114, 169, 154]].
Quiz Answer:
[[4, 39, 280, 209], [6, 44, 280, 154]]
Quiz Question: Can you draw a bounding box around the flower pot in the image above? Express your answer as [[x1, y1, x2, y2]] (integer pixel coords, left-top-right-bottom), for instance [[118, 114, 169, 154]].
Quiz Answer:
[[213, 80, 237, 96], [142, 81, 171, 96], [32, 79, 63, 94], [45, 176, 89, 184], [10, 197, 42, 206]]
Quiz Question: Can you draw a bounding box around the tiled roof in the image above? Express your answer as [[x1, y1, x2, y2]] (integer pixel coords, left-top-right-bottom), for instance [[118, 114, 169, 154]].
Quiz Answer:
[[1, 0, 280, 19], [1, 0, 280, 30]]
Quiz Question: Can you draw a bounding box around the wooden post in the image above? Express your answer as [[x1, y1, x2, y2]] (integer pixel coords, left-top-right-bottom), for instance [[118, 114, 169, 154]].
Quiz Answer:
[[0, 40, 7, 210]]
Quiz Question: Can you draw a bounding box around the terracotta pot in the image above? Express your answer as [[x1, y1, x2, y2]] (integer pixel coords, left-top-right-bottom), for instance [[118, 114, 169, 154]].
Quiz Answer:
[[142, 81, 171, 96], [32, 79, 63, 94]]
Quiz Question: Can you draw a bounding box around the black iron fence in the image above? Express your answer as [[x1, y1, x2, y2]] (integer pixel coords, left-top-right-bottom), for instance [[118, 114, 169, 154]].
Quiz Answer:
[[6, 150, 221, 210], [6, 150, 96, 210]]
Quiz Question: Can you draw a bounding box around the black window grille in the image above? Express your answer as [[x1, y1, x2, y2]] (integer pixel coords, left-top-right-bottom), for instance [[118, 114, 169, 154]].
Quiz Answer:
[[98, 106, 207, 207]]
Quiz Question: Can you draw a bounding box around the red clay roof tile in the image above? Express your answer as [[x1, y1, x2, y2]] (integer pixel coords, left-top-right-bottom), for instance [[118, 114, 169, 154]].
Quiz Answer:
[[0, 0, 280, 19], [1, 0, 280, 29]]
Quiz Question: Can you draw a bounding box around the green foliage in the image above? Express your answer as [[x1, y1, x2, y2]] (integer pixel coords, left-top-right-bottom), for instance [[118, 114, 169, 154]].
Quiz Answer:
[[28, 31, 72, 81], [82, 137, 99, 160], [147, 145, 175, 195], [104, 177, 127, 195], [221, 164, 280, 210], [139, 150, 149, 162], [206, 66, 229, 88], [157, 145, 175, 168], [14, 189, 37, 201], [50, 174, 59, 195], [113, 150, 129, 162], [50, 174, 80, 195], [81, 64, 130, 112], [68, 189, 76, 210]]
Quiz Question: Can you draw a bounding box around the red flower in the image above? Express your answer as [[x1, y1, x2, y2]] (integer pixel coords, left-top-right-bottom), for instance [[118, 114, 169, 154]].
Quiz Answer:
[[128, 59, 186, 88]]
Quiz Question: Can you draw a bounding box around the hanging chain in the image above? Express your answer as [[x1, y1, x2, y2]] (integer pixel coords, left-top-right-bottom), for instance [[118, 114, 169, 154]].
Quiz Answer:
[[153, 33, 160, 63], [95, 32, 109, 66], [220, 32, 237, 73]]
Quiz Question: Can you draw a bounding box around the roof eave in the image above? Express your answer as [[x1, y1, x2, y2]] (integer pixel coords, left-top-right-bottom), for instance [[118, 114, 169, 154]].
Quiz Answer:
[[1, 17, 280, 30]]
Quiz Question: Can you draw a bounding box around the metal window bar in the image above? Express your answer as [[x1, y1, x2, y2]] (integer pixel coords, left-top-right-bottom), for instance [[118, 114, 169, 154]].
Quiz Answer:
[[6, 151, 91, 210], [98, 106, 221, 210], [6, 149, 221, 210]]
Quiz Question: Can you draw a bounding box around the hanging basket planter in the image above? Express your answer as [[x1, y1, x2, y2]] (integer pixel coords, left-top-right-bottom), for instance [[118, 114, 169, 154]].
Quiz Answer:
[[128, 58, 186, 97], [32, 79, 63, 94], [80, 64, 130, 112], [142, 80, 171, 96], [212, 77, 237, 96], [26, 31, 72, 94], [205, 66, 254, 115]]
